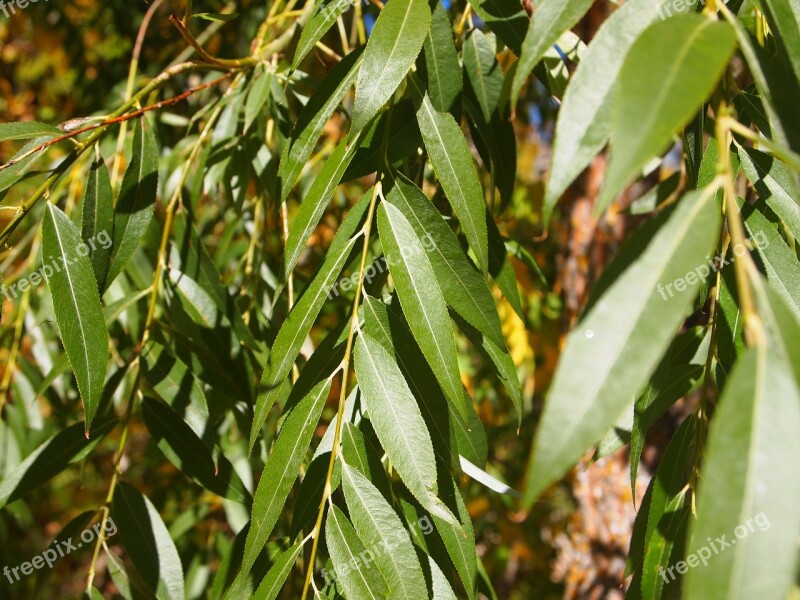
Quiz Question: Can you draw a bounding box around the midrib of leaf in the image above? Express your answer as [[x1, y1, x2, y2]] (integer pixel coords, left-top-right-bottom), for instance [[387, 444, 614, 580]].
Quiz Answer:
[[392, 180, 498, 343], [555, 194, 710, 452], [50, 209, 94, 397], [359, 337, 435, 494], [344, 467, 415, 597], [419, 98, 485, 267]]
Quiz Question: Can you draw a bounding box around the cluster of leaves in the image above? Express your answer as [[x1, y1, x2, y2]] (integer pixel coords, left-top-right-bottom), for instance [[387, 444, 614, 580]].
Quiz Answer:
[[0, 0, 798, 598]]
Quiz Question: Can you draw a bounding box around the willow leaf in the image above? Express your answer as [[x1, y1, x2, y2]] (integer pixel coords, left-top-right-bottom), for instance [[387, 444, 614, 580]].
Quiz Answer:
[[42, 202, 109, 432], [242, 378, 331, 576], [377, 201, 466, 419], [525, 189, 721, 503]]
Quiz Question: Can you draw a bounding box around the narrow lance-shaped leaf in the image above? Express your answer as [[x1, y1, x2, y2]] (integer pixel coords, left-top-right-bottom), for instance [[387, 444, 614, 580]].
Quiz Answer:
[[510, 0, 595, 108], [640, 416, 695, 599], [142, 397, 251, 505], [469, 0, 527, 55], [242, 378, 332, 577], [252, 543, 304, 600], [420, 1, 462, 113], [250, 193, 368, 450], [279, 49, 363, 199], [685, 346, 800, 600], [282, 144, 364, 283], [525, 189, 721, 504], [350, 0, 432, 134], [737, 145, 800, 240], [0, 417, 116, 509], [42, 203, 109, 433], [412, 80, 489, 273], [354, 332, 456, 524], [597, 15, 737, 213], [81, 152, 114, 288], [544, 0, 690, 225], [741, 198, 800, 320], [0, 121, 62, 142], [378, 201, 466, 420], [463, 29, 503, 122], [386, 173, 505, 349], [113, 481, 185, 600], [325, 504, 389, 599], [105, 118, 160, 289], [341, 461, 428, 599], [293, 0, 353, 69]]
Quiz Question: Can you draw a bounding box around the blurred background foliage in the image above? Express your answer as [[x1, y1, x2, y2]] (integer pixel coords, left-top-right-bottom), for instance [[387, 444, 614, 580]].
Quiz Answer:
[[0, 1, 682, 598]]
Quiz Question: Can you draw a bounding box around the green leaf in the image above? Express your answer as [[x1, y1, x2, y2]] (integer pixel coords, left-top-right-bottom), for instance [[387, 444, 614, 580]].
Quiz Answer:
[[386, 173, 505, 349], [293, 0, 352, 69], [752, 273, 800, 385], [420, 1, 462, 113], [250, 193, 368, 450], [325, 504, 389, 599], [760, 0, 800, 89], [350, 0, 431, 134], [280, 49, 363, 199], [741, 198, 800, 320], [413, 85, 489, 272], [252, 543, 303, 600], [113, 482, 185, 600], [105, 118, 160, 289], [244, 69, 272, 133], [283, 143, 363, 282], [341, 422, 391, 497], [142, 397, 251, 504], [429, 555, 459, 600], [737, 145, 800, 240], [640, 416, 694, 599], [42, 202, 109, 432], [377, 201, 466, 419], [0, 120, 62, 142], [0, 417, 115, 509], [341, 461, 428, 599], [363, 295, 461, 472], [470, 0, 528, 55], [354, 332, 455, 524], [722, 8, 800, 156], [545, 0, 688, 225], [630, 329, 706, 497], [598, 15, 736, 213], [510, 0, 594, 107], [80, 153, 114, 288], [525, 189, 721, 504], [463, 29, 503, 122], [242, 378, 331, 576], [685, 346, 800, 600], [141, 341, 210, 440]]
